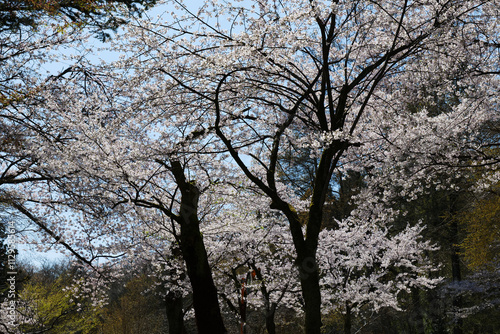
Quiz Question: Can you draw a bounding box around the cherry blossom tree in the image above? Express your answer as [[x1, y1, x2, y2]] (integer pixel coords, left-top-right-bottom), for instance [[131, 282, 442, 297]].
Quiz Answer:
[[204, 191, 301, 334], [317, 204, 441, 333], [4, 0, 498, 333], [98, 1, 498, 333], [0, 0, 160, 210], [0, 19, 81, 212], [9, 58, 249, 332], [0, 0, 159, 278]]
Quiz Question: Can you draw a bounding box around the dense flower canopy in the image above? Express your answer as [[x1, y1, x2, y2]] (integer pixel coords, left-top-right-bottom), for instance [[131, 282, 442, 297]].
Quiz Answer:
[[1, 0, 498, 333]]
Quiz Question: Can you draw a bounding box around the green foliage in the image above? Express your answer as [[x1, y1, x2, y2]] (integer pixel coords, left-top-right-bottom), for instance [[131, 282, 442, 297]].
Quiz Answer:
[[17, 264, 103, 334], [459, 191, 500, 271], [13, 264, 173, 334]]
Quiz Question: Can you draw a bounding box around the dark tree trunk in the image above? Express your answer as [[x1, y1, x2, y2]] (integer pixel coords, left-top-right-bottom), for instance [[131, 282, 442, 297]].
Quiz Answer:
[[344, 302, 351, 334], [295, 146, 341, 334], [297, 252, 322, 334], [265, 306, 277, 334], [409, 287, 425, 333], [171, 161, 227, 334], [450, 220, 463, 334], [279, 182, 329, 334], [165, 292, 187, 334]]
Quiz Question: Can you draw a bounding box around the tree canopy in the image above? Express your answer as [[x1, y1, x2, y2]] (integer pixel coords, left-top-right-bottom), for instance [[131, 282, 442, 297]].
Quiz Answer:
[[0, 0, 157, 37], [0, 0, 499, 333]]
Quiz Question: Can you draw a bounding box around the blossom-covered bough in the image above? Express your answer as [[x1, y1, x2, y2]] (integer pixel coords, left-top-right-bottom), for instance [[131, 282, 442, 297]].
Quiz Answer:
[[99, 0, 497, 333], [2, 0, 499, 333]]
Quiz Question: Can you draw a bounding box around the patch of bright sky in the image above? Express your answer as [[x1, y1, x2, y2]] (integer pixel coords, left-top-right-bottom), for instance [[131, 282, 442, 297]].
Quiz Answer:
[[40, 0, 259, 74], [39, 0, 209, 74]]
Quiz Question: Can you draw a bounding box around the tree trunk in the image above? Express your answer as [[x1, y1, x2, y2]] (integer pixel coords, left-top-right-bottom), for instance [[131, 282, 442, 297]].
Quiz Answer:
[[280, 199, 325, 334], [450, 220, 463, 334], [297, 253, 322, 334], [252, 264, 278, 334], [179, 190, 227, 334], [165, 293, 186, 334], [344, 302, 351, 334], [265, 303, 277, 334], [409, 287, 425, 333], [295, 146, 340, 334], [171, 161, 227, 334]]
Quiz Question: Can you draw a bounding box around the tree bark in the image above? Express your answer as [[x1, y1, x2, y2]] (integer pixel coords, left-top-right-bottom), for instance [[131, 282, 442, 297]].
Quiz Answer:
[[344, 302, 351, 334], [297, 252, 322, 334], [265, 305, 276, 334], [165, 292, 187, 334], [171, 161, 227, 334], [409, 287, 425, 333], [450, 220, 463, 334]]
